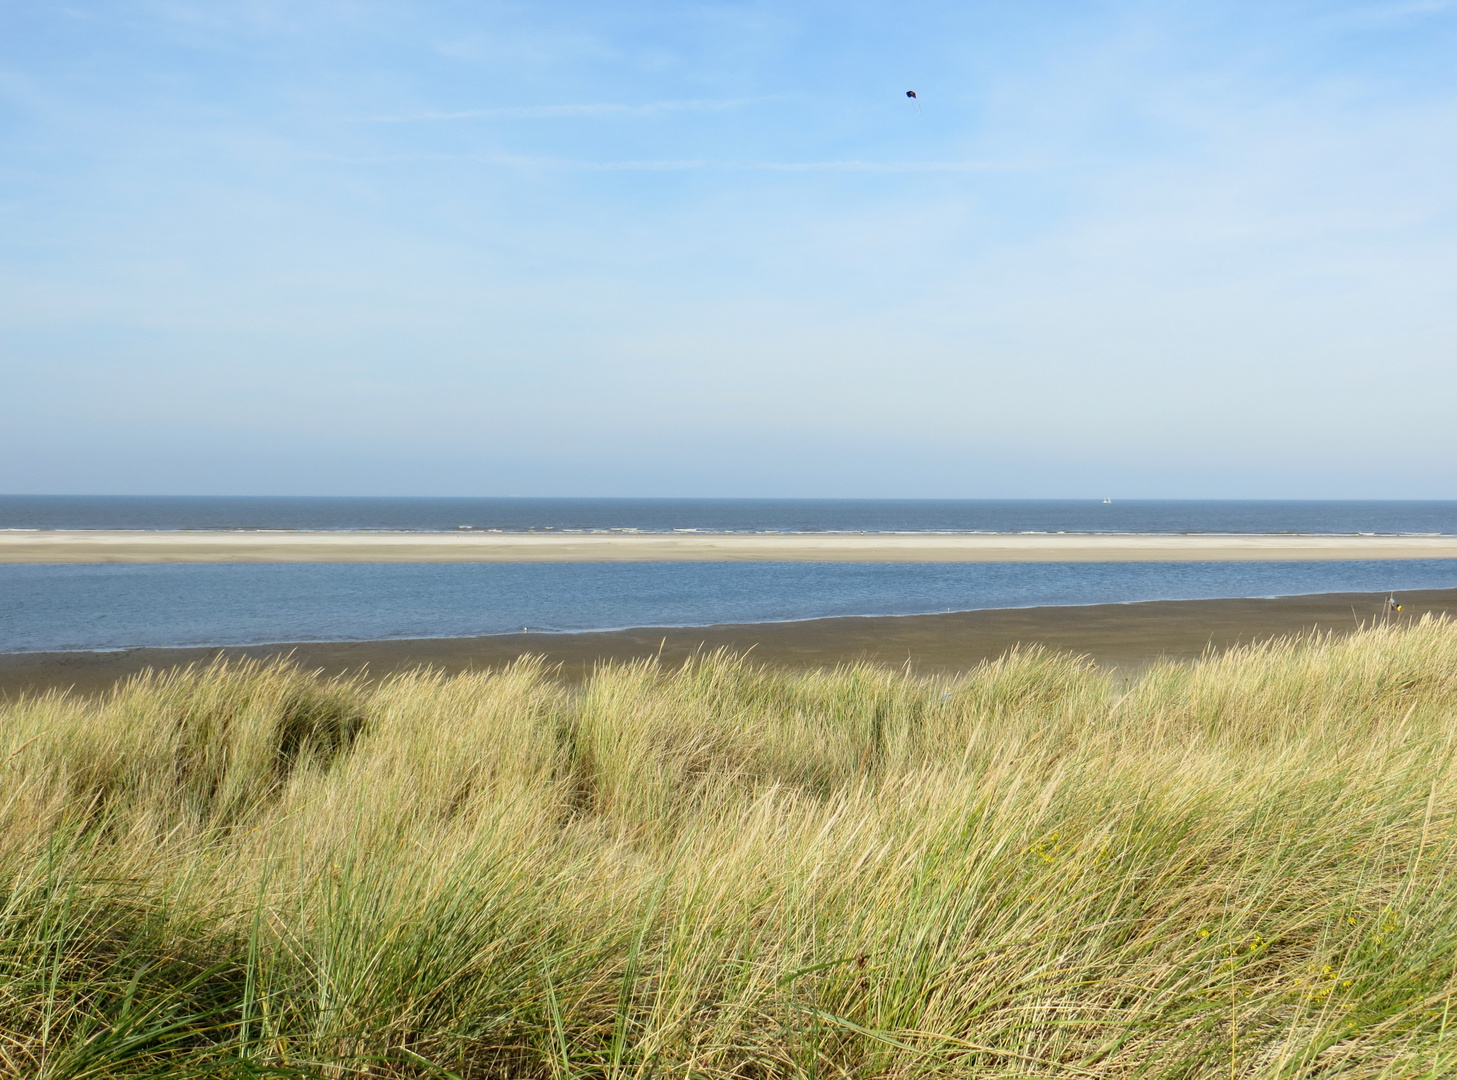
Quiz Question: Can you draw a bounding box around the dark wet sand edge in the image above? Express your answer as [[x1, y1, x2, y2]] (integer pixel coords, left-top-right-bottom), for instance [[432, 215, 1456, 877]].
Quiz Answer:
[[4, 588, 1455, 700]]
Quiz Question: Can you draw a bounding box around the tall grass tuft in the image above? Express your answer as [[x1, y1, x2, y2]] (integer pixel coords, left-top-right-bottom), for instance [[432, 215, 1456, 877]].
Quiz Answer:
[[4, 621, 1457, 1077]]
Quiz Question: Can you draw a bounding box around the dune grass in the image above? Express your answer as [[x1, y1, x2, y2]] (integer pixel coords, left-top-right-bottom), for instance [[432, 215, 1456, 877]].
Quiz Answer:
[[4, 619, 1457, 1077]]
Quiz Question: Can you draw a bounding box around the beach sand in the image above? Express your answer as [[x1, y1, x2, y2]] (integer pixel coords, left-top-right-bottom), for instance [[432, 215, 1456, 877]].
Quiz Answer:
[[4, 587, 1453, 699], [5, 530, 1457, 563]]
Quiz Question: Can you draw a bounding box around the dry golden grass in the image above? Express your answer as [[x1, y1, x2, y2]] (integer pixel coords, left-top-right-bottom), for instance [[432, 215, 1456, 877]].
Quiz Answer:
[[4, 619, 1457, 1077]]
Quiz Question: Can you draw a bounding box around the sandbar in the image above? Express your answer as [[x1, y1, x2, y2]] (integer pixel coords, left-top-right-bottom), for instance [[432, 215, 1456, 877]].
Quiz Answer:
[[4, 530, 1457, 563], [4, 587, 1453, 699]]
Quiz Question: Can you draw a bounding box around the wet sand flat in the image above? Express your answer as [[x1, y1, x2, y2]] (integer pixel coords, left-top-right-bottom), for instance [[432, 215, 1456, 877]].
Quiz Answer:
[[4, 587, 1453, 699], [5, 530, 1457, 563]]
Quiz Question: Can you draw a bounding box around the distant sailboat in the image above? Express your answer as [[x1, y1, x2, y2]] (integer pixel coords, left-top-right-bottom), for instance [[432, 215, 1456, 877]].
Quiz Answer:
[[1103, 498, 1113, 504]]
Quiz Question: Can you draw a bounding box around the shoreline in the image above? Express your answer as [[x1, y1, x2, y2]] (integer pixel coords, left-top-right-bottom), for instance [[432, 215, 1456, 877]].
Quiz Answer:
[[5, 586, 1455, 698], [1, 580, 1445, 657], [6, 529, 1457, 563]]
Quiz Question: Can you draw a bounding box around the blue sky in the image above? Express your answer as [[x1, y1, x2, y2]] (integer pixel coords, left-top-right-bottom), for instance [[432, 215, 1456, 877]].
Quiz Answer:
[[2, 1, 1455, 497]]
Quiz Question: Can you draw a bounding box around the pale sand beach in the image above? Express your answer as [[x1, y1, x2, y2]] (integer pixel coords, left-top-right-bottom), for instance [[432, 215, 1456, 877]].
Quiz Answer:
[[5, 587, 1453, 698], [5, 529, 1457, 563]]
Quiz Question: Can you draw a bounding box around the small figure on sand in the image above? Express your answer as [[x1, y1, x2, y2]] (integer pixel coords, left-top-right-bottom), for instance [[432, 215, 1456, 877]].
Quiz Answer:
[[1387, 595, 1403, 613]]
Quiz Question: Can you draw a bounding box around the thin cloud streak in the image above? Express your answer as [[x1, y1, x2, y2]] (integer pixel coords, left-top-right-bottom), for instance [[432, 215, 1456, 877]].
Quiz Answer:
[[309, 151, 1029, 173], [1335, 0, 1455, 24], [745, 160, 1028, 174], [361, 98, 766, 123], [561, 158, 1025, 173]]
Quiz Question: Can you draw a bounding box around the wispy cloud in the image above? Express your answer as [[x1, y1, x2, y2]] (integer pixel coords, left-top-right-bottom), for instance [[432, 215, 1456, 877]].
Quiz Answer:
[[546, 157, 1022, 174], [743, 160, 1025, 174], [1378, 0, 1454, 13], [361, 98, 764, 123], [1338, 0, 1455, 24], [311, 151, 1027, 174]]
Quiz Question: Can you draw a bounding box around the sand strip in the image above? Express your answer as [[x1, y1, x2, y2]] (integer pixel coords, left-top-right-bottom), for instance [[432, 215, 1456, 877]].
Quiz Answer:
[[4, 588, 1452, 699], [4, 530, 1457, 563]]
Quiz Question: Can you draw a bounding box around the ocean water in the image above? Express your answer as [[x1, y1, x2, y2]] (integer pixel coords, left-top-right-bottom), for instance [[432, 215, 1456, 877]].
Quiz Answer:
[[5, 496, 1457, 535], [4, 559, 1457, 654], [5, 499, 1457, 652]]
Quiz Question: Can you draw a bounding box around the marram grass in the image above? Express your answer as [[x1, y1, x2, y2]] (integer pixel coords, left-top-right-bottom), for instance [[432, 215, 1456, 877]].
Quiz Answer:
[[4, 621, 1457, 1077]]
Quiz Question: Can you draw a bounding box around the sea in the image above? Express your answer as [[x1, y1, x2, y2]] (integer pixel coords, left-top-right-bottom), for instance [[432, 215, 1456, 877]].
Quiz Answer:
[[3, 497, 1457, 654]]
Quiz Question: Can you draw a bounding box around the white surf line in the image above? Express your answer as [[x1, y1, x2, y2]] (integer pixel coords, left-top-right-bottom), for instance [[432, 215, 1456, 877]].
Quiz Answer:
[[4, 530, 1457, 564]]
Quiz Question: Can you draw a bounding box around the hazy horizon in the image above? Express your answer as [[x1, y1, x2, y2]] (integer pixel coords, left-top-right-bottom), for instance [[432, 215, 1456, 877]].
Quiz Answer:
[[3, 1, 1455, 499], [8, 494, 1457, 504]]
